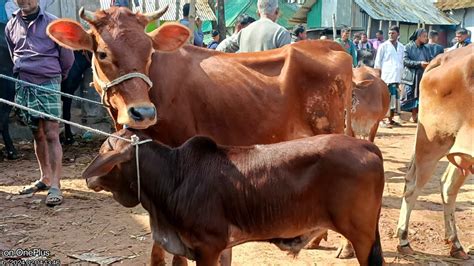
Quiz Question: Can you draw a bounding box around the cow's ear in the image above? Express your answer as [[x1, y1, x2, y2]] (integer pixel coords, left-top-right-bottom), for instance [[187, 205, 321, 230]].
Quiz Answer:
[[148, 22, 190, 52], [352, 79, 373, 88], [47, 19, 94, 51], [83, 149, 132, 179]]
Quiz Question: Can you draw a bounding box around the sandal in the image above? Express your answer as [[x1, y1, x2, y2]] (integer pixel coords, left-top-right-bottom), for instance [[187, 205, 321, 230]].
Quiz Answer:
[[390, 121, 402, 127], [19, 180, 50, 195], [45, 188, 63, 206]]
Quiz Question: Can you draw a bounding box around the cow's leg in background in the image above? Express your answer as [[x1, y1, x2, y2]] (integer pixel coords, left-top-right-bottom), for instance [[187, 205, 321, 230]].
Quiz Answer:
[[440, 164, 470, 259], [61, 51, 91, 145], [396, 124, 455, 255], [0, 80, 18, 160]]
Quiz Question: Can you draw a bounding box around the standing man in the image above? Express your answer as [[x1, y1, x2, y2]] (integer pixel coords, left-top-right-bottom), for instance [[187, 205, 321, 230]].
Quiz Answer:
[[207, 30, 219, 49], [426, 30, 444, 58], [5, 0, 74, 205], [216, 0, 291, 53], [216, 13, 255, 52], [370, 30, 385, 51], [179, 3, 204, 47], [335, 27, 357, 67], [357, 32, 375, 67], [292, 24, 307, 43], [374, 26, 405, 128], [400, 28, 432, 123], [448, 28, 471, 51]]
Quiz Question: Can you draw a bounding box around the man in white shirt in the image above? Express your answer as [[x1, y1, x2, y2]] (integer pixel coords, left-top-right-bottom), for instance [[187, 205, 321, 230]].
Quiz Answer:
[[216, 0, 291, 53], [374, 25, 405, 127]]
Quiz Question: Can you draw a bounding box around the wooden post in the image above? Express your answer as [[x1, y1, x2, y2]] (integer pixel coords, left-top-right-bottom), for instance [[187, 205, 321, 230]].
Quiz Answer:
[[396, 20, 400, 26], [332, 13, 337, 39], [379, 20, 382, 30], [429, 25, 432, 32], [367, 16, 372, 37], [422, 22, 425, 29], [417, 22, 420, 28], [188, 0, 197, 45], [217, 0, 226, 43], [175, 0, 180, 20], [388, 20, 392, 28]]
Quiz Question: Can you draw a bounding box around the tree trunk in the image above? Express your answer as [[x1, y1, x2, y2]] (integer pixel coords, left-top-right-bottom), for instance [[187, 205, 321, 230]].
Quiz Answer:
[[208, 0, 217, 31], [217, 0, 226, 41]]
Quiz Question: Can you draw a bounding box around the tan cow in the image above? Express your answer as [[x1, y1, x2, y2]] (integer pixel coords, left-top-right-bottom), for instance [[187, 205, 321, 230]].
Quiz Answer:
[[351, 67, 390, 142], [396, 45, 473, 260]]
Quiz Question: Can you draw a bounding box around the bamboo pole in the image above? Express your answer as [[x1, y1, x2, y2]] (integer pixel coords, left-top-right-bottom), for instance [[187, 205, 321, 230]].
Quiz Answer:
[[379, 20, 382, 30], [367, 16, 372, 37], [332, 14, 337, 39]]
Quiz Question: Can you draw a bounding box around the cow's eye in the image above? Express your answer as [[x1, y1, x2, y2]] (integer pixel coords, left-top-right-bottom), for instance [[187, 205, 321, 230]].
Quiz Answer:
[[97, 52, 107, 60]]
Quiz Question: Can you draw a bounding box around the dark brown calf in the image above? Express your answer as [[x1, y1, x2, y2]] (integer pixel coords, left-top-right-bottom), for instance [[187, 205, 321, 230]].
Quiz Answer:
[[83, 130, 385, 266]]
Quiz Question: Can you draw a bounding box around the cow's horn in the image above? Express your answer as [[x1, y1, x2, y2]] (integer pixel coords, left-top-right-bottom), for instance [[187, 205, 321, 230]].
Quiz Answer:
[[79, 7, 97, 23], [143, 5, 169, 22]]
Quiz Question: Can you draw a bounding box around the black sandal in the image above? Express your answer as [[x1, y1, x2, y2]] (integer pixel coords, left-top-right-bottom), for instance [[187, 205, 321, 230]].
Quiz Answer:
[[18, 180, 50, 195], [45, 188, 63, 207]]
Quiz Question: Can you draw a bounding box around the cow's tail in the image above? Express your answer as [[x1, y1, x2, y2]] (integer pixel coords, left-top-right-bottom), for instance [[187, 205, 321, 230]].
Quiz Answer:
[[368, 208, 384, 266]]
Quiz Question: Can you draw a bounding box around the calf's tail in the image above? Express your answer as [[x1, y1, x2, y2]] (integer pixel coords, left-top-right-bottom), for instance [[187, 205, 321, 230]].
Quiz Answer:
[[368, 209, 384, 266]]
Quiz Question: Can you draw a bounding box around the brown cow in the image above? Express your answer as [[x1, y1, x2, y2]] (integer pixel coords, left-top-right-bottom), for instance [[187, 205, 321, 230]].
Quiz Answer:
[[351, 66, 390, 142], [396, 46, 473, 260], [83, 129, 385, 266], [46, 6, 354, 264]]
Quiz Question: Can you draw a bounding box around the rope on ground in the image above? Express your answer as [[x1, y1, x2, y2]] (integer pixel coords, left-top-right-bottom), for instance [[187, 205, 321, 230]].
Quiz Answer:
[[0, 74, 103, 106]]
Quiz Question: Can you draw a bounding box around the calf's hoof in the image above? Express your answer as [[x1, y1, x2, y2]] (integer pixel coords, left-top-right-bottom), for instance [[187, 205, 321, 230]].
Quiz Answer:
[[335, 243, 355, 259], [397, 243, 415, 255], [450, 247, 470, 260]]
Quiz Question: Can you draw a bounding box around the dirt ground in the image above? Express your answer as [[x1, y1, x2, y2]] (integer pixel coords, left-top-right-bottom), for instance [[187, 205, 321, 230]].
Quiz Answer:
[[0, 122, 473, 265]]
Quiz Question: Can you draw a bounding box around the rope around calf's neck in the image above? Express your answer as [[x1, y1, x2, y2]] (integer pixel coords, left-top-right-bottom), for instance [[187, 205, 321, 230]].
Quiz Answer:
[[131, 135, 153, 202]]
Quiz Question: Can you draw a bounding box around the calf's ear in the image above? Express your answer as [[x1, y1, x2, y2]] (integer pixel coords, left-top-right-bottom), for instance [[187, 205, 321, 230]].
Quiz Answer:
[[47, 19, 94, 51], [83, 149, 132, 179], [148, 22, 191, 52]]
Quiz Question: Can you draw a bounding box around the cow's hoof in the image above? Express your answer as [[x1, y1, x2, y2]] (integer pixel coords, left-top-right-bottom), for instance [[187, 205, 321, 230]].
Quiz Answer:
[[305, 232, 328, 249], [335, 244, 355, 259], [397, 243, 415, 255], [450, 247, 470, 260]]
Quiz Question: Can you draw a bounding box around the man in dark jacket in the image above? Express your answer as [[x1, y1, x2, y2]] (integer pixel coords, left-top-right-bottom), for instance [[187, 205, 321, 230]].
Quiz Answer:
[[426, 30, 444, 58], [400, 28, 432, 123]]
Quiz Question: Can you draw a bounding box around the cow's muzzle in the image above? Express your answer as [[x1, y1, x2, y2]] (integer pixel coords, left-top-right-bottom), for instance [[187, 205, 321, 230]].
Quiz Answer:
[[128, 106, 157, 122]]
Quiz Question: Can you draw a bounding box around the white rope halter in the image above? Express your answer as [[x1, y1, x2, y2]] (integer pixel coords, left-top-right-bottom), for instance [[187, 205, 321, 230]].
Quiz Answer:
[[131, 135, 153, 202], [91, 55, 153, 107]]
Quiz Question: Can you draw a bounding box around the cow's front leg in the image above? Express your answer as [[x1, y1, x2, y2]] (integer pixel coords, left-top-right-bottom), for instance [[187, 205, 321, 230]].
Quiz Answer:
[[150, 242, 166, 266], [172, 255, 188, 266], [196, 248, 220, 266], [441, 164, 470, 260]]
